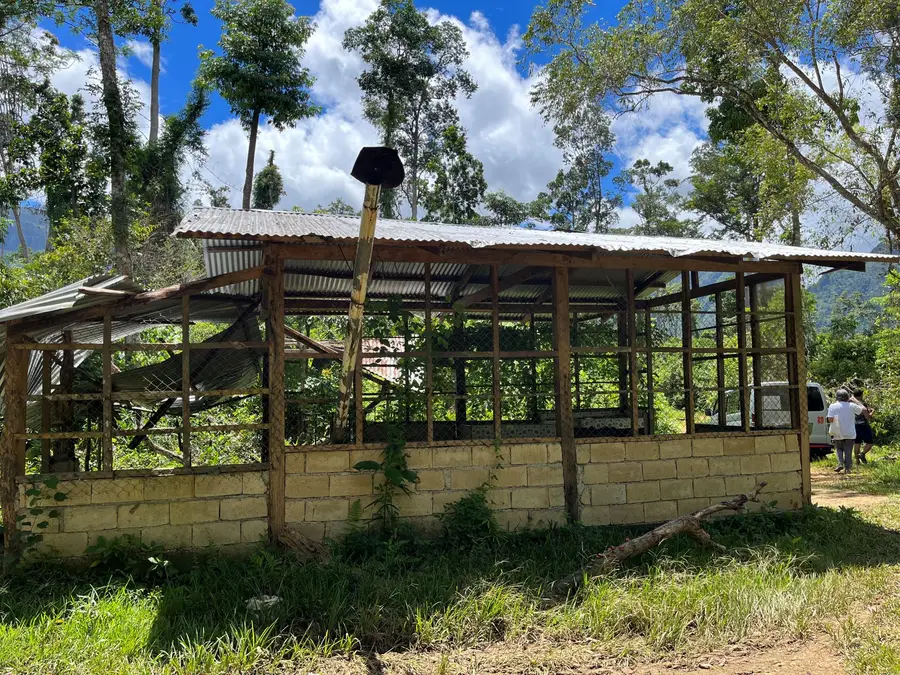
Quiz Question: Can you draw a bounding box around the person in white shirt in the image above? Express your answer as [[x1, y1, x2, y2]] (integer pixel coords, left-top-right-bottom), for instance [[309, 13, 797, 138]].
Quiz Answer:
[[827, 389, 868, 474]]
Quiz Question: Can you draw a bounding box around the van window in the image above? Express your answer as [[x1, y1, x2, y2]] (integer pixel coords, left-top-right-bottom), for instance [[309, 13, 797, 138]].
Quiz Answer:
[[807, 386, 825, 412]]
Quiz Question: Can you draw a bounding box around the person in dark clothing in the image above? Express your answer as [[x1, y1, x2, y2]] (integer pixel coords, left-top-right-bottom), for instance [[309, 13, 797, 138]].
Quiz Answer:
[[852, 388, 874, 464]]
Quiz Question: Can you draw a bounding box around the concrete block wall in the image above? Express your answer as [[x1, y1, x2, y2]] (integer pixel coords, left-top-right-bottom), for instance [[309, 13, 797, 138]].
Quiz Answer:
[[577, 433, 802, 525], [17, 469, 269, 558]]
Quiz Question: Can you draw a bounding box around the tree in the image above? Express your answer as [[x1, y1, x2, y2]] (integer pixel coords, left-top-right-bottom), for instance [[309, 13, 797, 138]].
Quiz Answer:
[[483, 190, 548, 228], [525, 0, 900, 241], [199, 0, 318, 209], [421, 125, 486, 224], [689, 142, 763, 242], [546, 102, 619, 233], [313, 197, 359, 216], [251, 149, 284, 210], [343, 0, 475, 220], [207, 185, 229, 207], [614, 159, 701, 237]]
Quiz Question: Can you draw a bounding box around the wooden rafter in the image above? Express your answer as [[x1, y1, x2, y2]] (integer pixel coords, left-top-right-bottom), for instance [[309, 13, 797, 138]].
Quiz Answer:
[[454, 266, 543, 309]]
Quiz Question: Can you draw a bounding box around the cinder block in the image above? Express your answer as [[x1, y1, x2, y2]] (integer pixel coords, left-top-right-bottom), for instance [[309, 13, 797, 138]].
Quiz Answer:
[[415, 470, 445, 492], [396, 492, 432, 517], [757, 471, 800, 493], [497, 509, 529, 531], [659, 479, 694, 500], [433, 447, 472, 467], [407, 449, 433, 469], [144, 475, 193, 501], [659, 439, 692, 459], [285, 499, 305, 523], [28, 480, 92, 507], [170, 499, 219, 525], [141, 524, 192, 549], [708, 456, 742, 476], [771, 453, 801, 473], [493, 466, 528, 487], [510, 443, 547, 465], [590, 442, 626, 463], [19, 510, 59, 534], [285, 475, 329, 498], [527, 464, 563, 486], [756, 435, 785, 454], [626, 481, 660, 503], [724, 437, 756, 456], [290, 522, 325, 542], [220, 496, 267, 521], [608, 462, 643, 483], [307, 499, 348, 521], [194, 474, 242, 497], [609, 503, 644, 525], [488, 489, 510, 510], [591, 483, 626, 505], [241, 519, 268, 544], [350, 448, 381, 467], [117, 502, 169, 528], [692, 438, 724, 457], [285, 453, 305, 473], [641, 460, 677, 481], [472, 445, 505, 466], [725, 475, 757, 495], [740, 454, 771, 475], [546, 443, 563, 462], [549, 486, 565, 507], [677, 458, 709, 479], [577, 445, 591, 464], [626, 442, 659, 461], [242, 471, 268, 495], [768, 490, 803, 509], [581, 505, 610, 526], [693, 477, 726, 499], [326, 520, 353, 540], [63, 505, 118, 533], [534, 509, 567, 528], [582, 463, 609, 485], [193, 521, 241, 547], [87, 527, 140, 547], [784, 434, 800, 454], [329, 474, 373, 497], [451, 469, 490, 490], [511, 487, 549, 509], [306, 451, 349, 473], [644, 501, 677, 522], [35, 531, 88, 557], [92, 479, 144, 504], [677, 498, 710, 516], [432, 491, 463, 513]]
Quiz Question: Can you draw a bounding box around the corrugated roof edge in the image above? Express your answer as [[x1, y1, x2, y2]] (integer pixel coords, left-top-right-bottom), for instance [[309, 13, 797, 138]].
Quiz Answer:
[[174, 207, 900, 265]]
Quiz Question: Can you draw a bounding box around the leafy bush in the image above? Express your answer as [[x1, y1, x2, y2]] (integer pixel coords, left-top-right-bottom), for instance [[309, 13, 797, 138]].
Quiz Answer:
[[438, 487, 502, 550], [84, 534, 176, 583]]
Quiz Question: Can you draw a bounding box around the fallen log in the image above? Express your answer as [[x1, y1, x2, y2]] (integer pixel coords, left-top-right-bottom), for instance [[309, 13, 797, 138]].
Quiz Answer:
[[555, 481, 767, 595]]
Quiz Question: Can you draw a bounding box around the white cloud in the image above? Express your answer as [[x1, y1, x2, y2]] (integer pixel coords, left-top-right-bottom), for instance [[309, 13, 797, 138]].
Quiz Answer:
[[126, 39, 162, 72]]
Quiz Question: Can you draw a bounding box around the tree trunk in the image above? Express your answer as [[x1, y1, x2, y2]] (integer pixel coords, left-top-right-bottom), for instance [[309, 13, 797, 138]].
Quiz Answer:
[[94, 0, 132, 276], [791, 205, 801, 246], [149, 37, 161, 145], [242, 108, 261, 210], [10, 203, 27, 260]]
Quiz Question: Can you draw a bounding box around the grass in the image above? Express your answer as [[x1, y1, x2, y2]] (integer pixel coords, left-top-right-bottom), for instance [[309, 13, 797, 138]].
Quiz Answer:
[[812, 445, 900, 495], [2, 501, 900, 674]]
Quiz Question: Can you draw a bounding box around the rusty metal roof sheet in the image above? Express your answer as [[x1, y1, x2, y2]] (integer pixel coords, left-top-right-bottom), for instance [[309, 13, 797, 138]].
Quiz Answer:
[[176, 207, 900, 264]]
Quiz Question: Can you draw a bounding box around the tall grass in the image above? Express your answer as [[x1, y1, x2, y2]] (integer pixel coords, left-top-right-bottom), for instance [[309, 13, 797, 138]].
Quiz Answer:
[[0, 506, 898, 674]]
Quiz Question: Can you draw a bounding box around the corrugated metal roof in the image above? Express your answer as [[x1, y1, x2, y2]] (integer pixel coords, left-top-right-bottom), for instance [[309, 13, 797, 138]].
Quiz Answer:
[[176, 207, 900, 264], [0, 274, 144, 323]]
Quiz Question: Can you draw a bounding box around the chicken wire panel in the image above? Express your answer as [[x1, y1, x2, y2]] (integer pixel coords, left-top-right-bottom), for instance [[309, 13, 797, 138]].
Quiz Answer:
[[430, 314, 495, 353], [647, 308, 685, 348], [362, 310, 426, 354], [285, 358, 343, 446], [431, 360, 495, 442], [499, 358, 556, 437], [573, 311, 624, 349], [572, 355, 632, 438], [650, 352, 689, 435], [362, 356, 427, 443]]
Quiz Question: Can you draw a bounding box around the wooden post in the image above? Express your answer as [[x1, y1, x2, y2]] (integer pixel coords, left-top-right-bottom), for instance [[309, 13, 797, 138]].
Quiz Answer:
[[425, 263, 434, 443], [335, 183, 381, 441], [529, 316, 539, 422], [265, 245, 286, 540], [626, 269, 639, 436], [786, 271, 811, 503], [715, 292, 727, 428], [41, 351, 52, 473], [749, 284, 762, 429], [354, 349, 364, 445], [454, 313, 467, 438], [181, 295, 191, 467], [736, 273, 751, 432], [645, 309, 655, 435], [617, 310, 628, 409], [60, 331, 74, 466], [491, 265, 501, 440], [681, 271, 695, 434], [102, 316, 113, 471], [2, 331, 27, 551], [573, 313, 581, 410], [552, 267, 578, 522]]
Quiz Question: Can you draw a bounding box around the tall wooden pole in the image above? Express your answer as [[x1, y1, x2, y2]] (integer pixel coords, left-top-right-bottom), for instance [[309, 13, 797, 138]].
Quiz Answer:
[[736, 273, 751, 432], [425, 263, 434, 443], [715, 292, 727, 428], [786, 272, 811, 503], [265, 244, 286, 540], [491, 265, 501, 440], [552, 267, 578, 522], [626, 269, 639, 435], [749, 284, 762, 429], [681, 271, 695, 434], [1, 331, 27, 552], [335, 183, 381, 442]]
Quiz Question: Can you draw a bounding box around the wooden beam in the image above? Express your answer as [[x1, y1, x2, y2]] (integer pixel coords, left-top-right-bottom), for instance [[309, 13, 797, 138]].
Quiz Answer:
[[681, 272, 695, 434], [335, 184, 381, 441], [447, 265, 478, 302], [1, 331, 26, 552], [265, 245, 286, 540], [181, 296, 191, 467], [425, 263, 434, 443], [736, 273, 750, 432], [626, 269, 639, 436], [645, 272, 784, 309], [786, 271, 811, 504], [79, 286, 136, 297], [715, 292, 727, 428], [749, 284, 762, 430], [552, 267, 578, 522], [102, 314, 113, 471], [491, 265, 501, 440], [644, 309, 654, 435], [455, 266, 542, 309], [285, 298, 620, 314], [41, 351, 52, 473]]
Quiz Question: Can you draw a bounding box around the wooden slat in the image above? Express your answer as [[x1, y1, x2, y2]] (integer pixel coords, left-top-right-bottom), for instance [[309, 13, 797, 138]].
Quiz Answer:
[[491, 265, 502, 440], [181, 296, 192, 468], [265, 245, 286, 540], [102, 315, 113, 471], [425, 263, 434, 443], [681, 272, 695, 434], [645, 309, 654, 435], [715, 292, 727, 428], [749, 284, 762, 430], [736, 273, 750, 432], [786, 272, 811, 503], [41, 351, 52, 473], [552, 267, 578, 522], [626, 269, 639, 436]]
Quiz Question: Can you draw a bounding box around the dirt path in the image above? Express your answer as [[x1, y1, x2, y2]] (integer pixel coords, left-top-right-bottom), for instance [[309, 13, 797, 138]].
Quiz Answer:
[[810, 471, 893, 510]]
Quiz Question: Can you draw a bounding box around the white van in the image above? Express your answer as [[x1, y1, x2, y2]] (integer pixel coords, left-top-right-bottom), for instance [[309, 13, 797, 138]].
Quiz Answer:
[[714, 382, 831, 456]]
